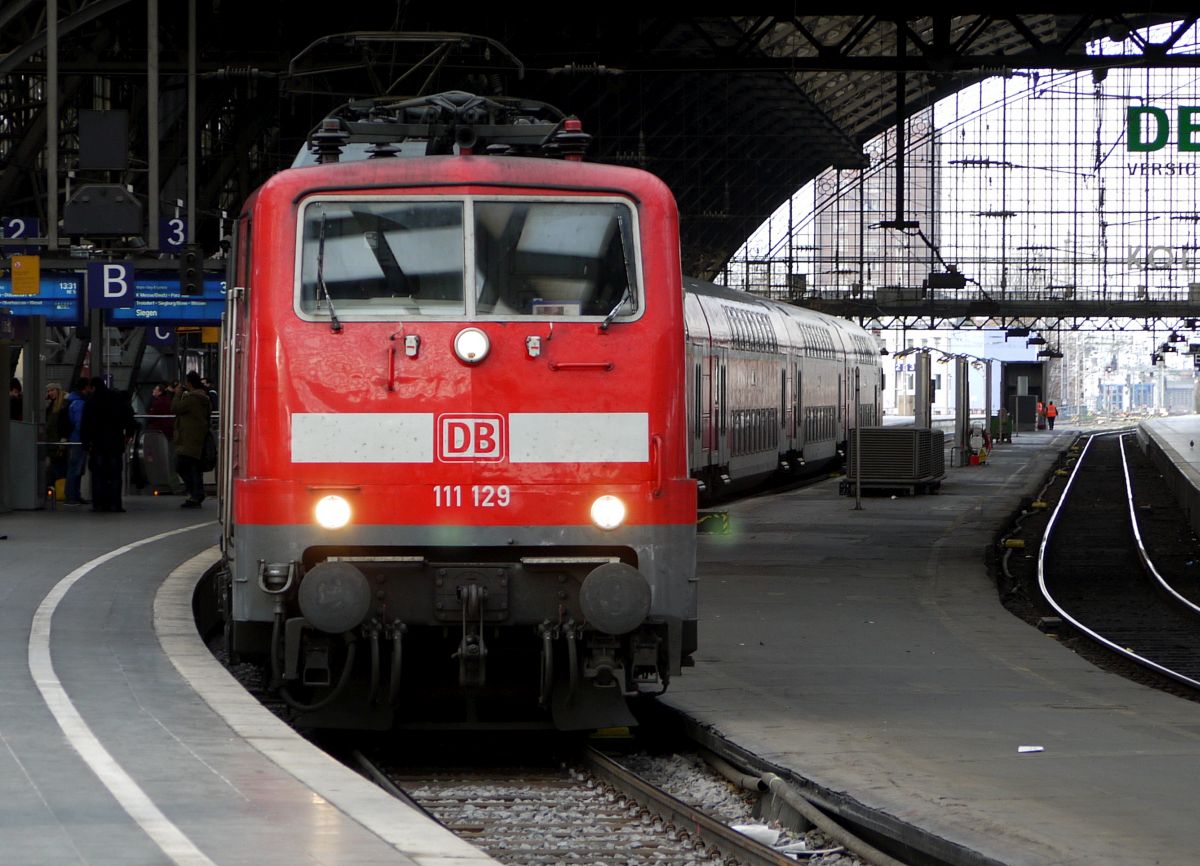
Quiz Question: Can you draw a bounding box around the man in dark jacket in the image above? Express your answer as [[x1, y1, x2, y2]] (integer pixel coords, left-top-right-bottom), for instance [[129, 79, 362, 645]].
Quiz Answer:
[[64, 378, 93, 504], [80, 377, 137, 512], [173, 371, 212, 507]]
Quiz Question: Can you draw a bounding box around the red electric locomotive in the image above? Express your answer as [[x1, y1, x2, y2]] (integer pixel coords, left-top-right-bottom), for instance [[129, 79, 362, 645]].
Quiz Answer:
[[217, 93, 697, 729]]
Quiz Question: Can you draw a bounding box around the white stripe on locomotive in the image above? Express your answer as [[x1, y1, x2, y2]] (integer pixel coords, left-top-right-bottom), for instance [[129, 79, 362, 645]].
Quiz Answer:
[[290, 411, 650, 463]]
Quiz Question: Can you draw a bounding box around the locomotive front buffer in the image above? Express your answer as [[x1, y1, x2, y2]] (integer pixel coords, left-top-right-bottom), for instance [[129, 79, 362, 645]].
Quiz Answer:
[[259, 551, 670, 729]]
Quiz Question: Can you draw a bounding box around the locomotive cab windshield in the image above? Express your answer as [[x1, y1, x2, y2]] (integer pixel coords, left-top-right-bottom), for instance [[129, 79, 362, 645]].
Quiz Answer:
[[297, 197, 641, 321]]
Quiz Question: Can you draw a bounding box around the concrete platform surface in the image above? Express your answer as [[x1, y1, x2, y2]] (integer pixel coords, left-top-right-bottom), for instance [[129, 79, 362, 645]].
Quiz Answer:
[[0, 500, 496, 866], [668, 427, 1200, 866], [5, 423, 1196, 866]]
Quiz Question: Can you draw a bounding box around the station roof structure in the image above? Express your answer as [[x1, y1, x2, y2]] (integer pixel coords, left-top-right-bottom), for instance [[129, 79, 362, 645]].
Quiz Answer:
[[1, 5, 1198, 277]]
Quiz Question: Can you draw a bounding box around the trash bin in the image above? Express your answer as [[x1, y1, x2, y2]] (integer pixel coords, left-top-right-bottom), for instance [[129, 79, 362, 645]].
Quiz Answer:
[[991, 413, 1012, 443]]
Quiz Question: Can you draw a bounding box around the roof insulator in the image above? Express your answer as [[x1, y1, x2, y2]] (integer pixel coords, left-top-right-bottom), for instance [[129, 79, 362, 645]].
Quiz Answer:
[[554, 117, 591, 162], [311, 119, 350, 164]]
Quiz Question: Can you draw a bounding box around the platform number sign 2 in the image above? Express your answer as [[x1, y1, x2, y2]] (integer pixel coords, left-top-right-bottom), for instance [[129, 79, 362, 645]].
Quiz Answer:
[[2, 217, 40, 254]]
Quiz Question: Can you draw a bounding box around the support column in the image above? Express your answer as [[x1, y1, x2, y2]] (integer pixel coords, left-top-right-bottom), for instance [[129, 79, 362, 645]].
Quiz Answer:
[[186, 0, 196, 242], [147, 0, 159, 249], [0, 319, 10, 511], [90, 308, 105, 382], [47, 0, 58, 250], [985, 360, 994, 441], [914, 350, 932, 429], [956, 356, 970, 465]]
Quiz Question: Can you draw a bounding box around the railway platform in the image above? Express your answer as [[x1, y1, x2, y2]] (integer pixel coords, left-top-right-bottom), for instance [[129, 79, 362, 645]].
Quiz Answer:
[[2, 422, 1186, 866], [669, 423, 1200, 866], [0, 501, 496, 866], [1139, 415, 1200, 541]]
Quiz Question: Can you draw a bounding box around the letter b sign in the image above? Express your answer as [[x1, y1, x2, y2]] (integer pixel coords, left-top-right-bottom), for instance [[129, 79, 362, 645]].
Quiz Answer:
[[87, 261, 136, 309]]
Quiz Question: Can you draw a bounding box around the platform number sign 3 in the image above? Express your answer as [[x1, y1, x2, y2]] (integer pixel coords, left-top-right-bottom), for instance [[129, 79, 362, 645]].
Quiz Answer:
[[160, 218, 187, 252]]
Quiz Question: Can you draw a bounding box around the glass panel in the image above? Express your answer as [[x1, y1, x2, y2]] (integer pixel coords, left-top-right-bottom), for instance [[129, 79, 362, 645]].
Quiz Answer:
[[474, 201, 638, 318], [299, 200, 465, 317]]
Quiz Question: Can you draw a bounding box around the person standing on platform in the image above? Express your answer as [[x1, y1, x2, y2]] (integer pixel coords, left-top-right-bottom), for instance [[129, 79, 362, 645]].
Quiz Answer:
[[1046, 401, 1058, 430], [173, 371, 211, 508], [43, 382, 68, 490], [147, 382, 175, 438], [80, 377, 136, 512], [146, 382, 179, 493], [64, 378, 93, 505], [201, 376, 219, 408]]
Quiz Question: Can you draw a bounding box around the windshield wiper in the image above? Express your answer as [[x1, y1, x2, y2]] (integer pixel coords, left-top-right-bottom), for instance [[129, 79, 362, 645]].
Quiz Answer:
[[601, 212, 636, 331], [316, 213, 342, 332], [601, 283, 631, 331]]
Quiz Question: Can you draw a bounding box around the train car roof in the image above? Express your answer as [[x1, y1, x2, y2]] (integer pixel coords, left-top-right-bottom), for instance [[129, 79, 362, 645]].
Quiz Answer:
[[684, 275, 853, 331]]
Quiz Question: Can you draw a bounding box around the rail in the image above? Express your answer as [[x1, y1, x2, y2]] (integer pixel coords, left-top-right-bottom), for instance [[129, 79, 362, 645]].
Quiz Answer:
[[1037, 430, 1200, 690]]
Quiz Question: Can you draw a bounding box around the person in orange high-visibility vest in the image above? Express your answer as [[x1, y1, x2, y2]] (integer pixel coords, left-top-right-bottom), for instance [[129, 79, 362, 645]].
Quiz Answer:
[[1045, 401, 1058, 430]]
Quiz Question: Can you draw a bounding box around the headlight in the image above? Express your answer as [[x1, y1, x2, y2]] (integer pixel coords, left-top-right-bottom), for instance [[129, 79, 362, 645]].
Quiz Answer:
[[315, 495, 352, 529], [453, 327, 490, 364], [590, 495, 626, 530]]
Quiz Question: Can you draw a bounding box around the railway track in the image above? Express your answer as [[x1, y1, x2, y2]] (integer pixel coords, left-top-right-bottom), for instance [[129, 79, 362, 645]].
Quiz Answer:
[[340, 739, 931, 866], [353, 746, 811, 866], [1040, 432, 1200, 689]]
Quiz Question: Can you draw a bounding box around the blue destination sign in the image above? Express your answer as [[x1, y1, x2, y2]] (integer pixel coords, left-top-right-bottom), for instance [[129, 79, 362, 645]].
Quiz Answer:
[[108, 276, 225, 324], [0, 276, 81, 323], [0, 272, 224, 324]]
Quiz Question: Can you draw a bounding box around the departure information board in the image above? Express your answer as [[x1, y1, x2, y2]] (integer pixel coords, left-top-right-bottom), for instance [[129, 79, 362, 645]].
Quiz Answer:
[[0, 272, 224, 324]]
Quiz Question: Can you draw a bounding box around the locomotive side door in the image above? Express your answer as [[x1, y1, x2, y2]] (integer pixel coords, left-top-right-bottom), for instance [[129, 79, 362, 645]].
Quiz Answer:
[[220, 214, 251, 555]]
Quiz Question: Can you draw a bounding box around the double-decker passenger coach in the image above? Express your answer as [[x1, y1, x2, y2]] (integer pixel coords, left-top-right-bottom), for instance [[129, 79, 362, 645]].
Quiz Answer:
[[217, 93, 698, 729]]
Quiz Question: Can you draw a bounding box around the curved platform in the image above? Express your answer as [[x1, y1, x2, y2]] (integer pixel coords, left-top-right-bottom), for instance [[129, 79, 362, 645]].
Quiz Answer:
[[4, 422, 1196, 866], [0, 501, 496, 866], [668, 425, 1200, 866]]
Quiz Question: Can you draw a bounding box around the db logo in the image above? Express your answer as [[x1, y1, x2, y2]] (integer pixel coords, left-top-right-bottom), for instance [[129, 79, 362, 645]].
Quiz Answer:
[[437, 414, 505, 462]]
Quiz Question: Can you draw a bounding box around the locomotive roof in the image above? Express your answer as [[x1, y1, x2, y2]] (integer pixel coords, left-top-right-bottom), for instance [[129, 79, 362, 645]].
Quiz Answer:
[[253, 152, 678, 213], [297, 91, 581, 165]]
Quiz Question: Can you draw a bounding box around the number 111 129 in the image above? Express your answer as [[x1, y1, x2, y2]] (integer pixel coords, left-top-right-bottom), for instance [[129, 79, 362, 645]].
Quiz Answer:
[[434, 485, 512, 508]]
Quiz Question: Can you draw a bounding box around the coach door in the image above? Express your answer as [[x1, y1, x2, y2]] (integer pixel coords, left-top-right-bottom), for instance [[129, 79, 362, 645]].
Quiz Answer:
[[837, 375, 844, 445], [715, 349, 730, 470], [791, 362, 802, 453], [686, 348, 709, 477]]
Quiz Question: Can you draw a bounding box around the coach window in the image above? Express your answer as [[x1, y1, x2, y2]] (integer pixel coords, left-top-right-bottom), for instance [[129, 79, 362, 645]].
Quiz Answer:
[[297, 199, 466, 320], [474, 200, 640, 319]]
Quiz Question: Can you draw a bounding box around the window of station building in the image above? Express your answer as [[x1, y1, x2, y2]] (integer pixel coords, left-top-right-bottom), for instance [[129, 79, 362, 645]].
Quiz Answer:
[[296, 196, 641, 322]]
